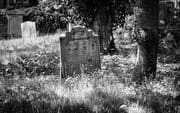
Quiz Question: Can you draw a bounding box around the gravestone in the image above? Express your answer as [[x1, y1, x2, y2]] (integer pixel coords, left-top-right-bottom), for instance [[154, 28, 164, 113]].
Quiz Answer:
[[0, 16, 8, 39], [60, 26, 100, 77], [7, 10, 24, 38], [21, 21, 37, 38], [67, 23, 72, 32]]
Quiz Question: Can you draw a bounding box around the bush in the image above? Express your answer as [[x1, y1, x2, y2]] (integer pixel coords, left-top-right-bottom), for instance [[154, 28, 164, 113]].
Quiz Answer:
[[113, 15, 136, 54], [0, 51, 60, 77], [23, 7, 68, 34]]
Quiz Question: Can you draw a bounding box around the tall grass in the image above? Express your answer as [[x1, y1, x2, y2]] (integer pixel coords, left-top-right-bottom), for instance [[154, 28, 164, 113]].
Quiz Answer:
[[0, 68, 177, 113], [0, 33, 63, 51], [0, 32, 179, 113], [0, 33, 64, 65]]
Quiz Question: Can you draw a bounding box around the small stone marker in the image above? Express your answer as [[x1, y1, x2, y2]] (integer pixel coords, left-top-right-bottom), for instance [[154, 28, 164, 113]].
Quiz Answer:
[[21, 21, 37, 38], [60, 25, 100, 77], [67, 23, 72, 32]]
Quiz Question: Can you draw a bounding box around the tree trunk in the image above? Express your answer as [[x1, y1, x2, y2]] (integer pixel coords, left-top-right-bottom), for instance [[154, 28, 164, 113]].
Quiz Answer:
[[132, 0, 159, 82], [93, 5, 112, 53]]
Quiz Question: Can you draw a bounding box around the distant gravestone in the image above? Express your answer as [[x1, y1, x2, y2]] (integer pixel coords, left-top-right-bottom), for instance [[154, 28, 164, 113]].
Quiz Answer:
[[60, 26, 100, 77], [0, 16, 8, 39], [67, 23, 72, 32], [7, 10, 24, 38], [21, 21, 37, 38]]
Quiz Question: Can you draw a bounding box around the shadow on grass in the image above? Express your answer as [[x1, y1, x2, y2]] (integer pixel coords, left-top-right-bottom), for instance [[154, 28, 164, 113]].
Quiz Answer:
[[0, 99, 92, 113], [158, 53, 180, 64], [0, 87, 127, 113], [126, 88, 179, 113], [88, 89, 127, 113]]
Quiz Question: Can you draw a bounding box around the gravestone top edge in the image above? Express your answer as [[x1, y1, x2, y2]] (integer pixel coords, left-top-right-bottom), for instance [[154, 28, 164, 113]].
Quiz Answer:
[[22, 21, 36, 24], [71, 26, 87, 32], [7, 10, 24, 15], [60, 25, 98, 40]]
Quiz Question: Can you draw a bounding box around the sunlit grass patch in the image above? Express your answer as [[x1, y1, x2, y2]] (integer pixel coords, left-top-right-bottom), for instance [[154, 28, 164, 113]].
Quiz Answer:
[[128, 103, 153, 113], [0, 73, 129, 113], [0, 33, 63, 65], [0, 68, 178, 113], [0, 34, 179, 113], [0, 33, 61, 51]]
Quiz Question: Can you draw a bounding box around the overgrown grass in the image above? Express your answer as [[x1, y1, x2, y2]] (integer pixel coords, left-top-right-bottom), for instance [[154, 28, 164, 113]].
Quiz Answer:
[[0, 34, 180, 113], [0, 68, 178, 113], [0, 33, 64, 65]]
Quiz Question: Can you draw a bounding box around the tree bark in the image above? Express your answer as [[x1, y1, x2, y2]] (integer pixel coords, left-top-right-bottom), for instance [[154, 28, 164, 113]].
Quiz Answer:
[[132, 0, 159, 82], [92, 3, 112, 53]]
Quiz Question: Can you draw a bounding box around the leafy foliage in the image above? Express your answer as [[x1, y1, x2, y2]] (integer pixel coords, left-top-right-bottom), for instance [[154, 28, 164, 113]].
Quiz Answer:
[[70, 0, 134, 28], [23, 0, 134, 34], [23, 5, 68, 33], [0, 51, 59, 77]]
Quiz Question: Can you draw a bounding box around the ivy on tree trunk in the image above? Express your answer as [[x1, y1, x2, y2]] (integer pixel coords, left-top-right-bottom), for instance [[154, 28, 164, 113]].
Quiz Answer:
[[92, 1, 112, 53], [132, 0, 159, 83]]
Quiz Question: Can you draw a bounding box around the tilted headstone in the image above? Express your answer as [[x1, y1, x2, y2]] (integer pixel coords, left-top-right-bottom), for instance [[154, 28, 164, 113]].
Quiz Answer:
[[60, 25, 100, 77], [21, 21, 37, 38]]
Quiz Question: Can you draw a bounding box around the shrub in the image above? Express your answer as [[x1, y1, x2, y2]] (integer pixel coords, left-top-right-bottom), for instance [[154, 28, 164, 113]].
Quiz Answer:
[[23, 7, 68, 34]]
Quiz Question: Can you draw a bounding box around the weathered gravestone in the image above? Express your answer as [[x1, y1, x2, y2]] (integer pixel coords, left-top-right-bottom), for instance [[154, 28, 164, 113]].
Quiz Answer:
[[60, 26, 100, 77], [21, 21, 37, 38], [0, 16, 8, 39], [7, 10, 24, 38]]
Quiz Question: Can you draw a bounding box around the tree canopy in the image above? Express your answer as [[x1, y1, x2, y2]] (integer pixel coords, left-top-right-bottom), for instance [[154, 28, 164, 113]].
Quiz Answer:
[[69, 0, 134, 28]]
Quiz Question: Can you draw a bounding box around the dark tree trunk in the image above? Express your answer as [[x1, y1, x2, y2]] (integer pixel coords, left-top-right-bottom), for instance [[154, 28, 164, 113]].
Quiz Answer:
[[92, 2, 112, 54], [132, 0, 159, 82], [29, 0, 39, 6], [0, 0, 4, 8]]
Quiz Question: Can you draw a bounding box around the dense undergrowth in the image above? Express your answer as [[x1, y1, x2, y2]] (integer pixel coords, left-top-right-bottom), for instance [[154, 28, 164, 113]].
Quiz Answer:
[[0, 51, 59, 77], [0, 54, 179, 113], [0, 33, 180, 113]]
